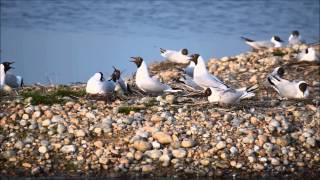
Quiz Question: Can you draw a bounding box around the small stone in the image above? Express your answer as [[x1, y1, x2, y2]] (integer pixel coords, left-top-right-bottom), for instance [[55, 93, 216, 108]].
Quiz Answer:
[[145, 150, 162, 160], [14, 141, 24, 149], [22, 114, 29, 120], [22, 162, 32, 168], [181, 139, 195, 148], [94, 141, 104, 148], [42, 119, 51, 127], [61, 145, 76, 153], [165, 94, 176, 104], [229, 146, 238, 155], [270, 158, 280, 165], [38, 146, 48, 154], [306, 137, 316, 147], [172, 148, 187, 158], [276, 137, 288, 147], [216, 141, 226, 150], [263, 143, 273, 152], [134, 151, 143, 160], [75, 130, 86, 137], [254, 163, 264, 170], [200, 159, 210, 166], [159, 154, 171, 162], [20, 120, 27, 127], [243, 135, 255, 144], [151, 115, 164, 122], [85, 112, 95, 119], [152, 132, 172, 144], [57, 124, 66, 134], [133, 140, 152, 152], [152, 141, 161, 149], [142, 165, 154, 173]]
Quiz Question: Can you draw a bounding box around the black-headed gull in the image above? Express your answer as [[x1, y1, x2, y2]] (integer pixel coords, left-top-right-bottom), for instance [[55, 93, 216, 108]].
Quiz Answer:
[[267, 75, 309, 99], [288, 30, 304, 46], [204, 84, 259, 104], [131, 56, 180, 94], [86, 72, 117, 94], [160, 48, 190, 64], [241, 36, 284, 49], [296, 47, 319, 62]]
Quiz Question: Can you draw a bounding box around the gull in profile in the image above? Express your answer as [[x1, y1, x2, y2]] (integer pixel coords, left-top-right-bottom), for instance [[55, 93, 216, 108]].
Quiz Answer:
[[86, 72, 117, 94], [189, 54, 229, 90], [241, 36, 284, 50], [131, 56, 181, 94], [267, 74, 309, 99], [0, 62, 23, 89], [160, 48, 190, 64], [204, 84, 259, 104]]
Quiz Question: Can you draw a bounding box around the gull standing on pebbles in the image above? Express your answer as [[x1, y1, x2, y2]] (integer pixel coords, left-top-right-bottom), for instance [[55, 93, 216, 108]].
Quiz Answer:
[[86, 72, 117, 94], [131, 56, 181, 94], [189, 54, 229, 90], [296, 47, 320, 62], [204, 84, 259, 104], [288, 30, 304, 46], [0, 62, 23, 89], [112, 66, 132, 94], [267, 74, 309, 99], [241, 36, 284, 49], [160, 48, 190, 64]]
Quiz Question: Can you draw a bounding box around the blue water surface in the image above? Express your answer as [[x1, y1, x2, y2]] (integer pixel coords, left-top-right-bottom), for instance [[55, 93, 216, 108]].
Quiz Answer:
[[1, 0, 319, 84]]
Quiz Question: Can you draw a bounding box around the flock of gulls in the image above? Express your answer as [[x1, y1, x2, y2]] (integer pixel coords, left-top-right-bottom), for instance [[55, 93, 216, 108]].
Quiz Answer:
[[1, 30, 319, 105]]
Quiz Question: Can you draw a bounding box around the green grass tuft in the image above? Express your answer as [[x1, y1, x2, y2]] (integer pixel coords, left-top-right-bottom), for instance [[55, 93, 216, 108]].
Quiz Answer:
[[21, 86, 86, 105], [118, 106, 143, 114], [272, 50, 286, 57]]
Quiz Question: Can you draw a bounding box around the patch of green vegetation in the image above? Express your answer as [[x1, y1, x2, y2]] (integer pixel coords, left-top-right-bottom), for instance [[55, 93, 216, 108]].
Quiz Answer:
[[64, 161, 78, 171], [272, 50, 286, 57], [55, 86, 86, 97], [21, 86, 86, 105], [118, 106, 144, 114], [143, 98, 157, 107], [22, 91, 62, 105]]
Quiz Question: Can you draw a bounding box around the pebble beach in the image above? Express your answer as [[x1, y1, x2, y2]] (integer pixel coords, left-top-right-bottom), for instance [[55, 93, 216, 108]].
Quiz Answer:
[[0, 44, 319, 178]]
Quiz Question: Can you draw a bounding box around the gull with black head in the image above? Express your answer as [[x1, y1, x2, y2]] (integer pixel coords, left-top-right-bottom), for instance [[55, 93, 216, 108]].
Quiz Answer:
[[241, 35, 284, 50], [131, 56, 181, 94], [160, 48, 190, 64], [86, 72, 117, 94]]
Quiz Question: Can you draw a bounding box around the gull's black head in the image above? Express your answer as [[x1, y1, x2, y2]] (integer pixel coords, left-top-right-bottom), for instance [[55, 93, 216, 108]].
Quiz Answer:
[[130, 57, 143, 68], [292, 30, 299, 36], [1, 61, 14, 73], [298, 82, 308, 94], [277, 67, 284, 77], [204, 88, 212, 97], [189, 54, 200, 65], [274, 36, 284, 42], [305, 48, 309, 54], [181, 48, 188, 55], [98, 72, 104, 81]]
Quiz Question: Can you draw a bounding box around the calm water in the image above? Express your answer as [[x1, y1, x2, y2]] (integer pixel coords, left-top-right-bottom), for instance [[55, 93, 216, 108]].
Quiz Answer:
[[1, 0, 319, 84]]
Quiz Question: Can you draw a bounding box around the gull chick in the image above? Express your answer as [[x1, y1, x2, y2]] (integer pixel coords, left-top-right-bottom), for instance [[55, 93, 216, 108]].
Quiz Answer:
[[86, 72, 117, 94], [131, 56, 180, 94], [267, 75, 309, 99], [189, 54, 229, 90], [160, 48, 190, 64], [296, 47, 320, 62], [241, 36, 284, 49], [204, 84, 259, 104], [112, 66, 132, 94]]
